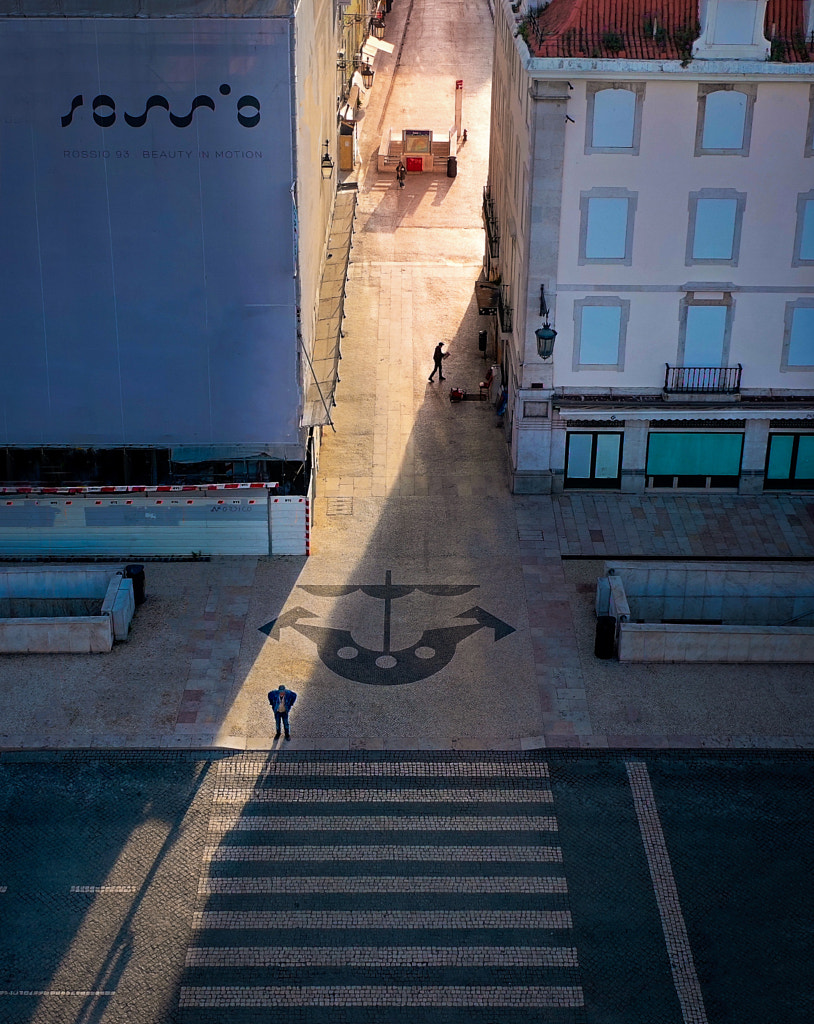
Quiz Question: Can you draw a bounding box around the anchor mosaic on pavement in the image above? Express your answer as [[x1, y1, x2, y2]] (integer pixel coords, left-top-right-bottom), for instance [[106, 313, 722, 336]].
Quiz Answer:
[[259, 570, 514, 686]]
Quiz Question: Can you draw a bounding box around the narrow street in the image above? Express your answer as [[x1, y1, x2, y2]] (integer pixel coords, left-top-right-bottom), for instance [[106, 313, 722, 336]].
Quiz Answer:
[[280, 0, 547, 748], [317, 0, 499, 509]]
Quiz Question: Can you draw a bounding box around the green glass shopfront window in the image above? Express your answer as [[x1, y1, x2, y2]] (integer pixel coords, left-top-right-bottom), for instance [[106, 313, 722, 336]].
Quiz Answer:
[[566, 434, 593, 478], [767, 435, 794, 479], [595, 434, 622, 478], [646, 432, 743, 477], [796, 436, 814, 478], [767, 434, 814, 483]]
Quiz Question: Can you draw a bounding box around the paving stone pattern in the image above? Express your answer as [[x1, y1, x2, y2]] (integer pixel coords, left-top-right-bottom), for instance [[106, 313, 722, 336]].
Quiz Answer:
[[528, 494, 814, 559], [177, 753, 584, 1024], [176, 583, 254, 731], [0, 752, 215, 1024]]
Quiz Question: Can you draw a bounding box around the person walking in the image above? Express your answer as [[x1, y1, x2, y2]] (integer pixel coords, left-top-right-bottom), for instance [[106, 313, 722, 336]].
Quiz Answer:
[[268, 684, 297, 740], [428, 341, 447, 382], [396, 159, 406, 188]]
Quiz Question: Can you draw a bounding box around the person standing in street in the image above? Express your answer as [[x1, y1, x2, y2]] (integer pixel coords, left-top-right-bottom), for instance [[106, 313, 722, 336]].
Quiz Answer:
[[396, 159, 406, 188], [268, 684, 297, 740], [428, 342, 447, 382]]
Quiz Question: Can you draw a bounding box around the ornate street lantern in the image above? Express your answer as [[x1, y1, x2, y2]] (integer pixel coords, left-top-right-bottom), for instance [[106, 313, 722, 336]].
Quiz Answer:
[[320, 139, 334, 179], [535, 284, 557, 359]]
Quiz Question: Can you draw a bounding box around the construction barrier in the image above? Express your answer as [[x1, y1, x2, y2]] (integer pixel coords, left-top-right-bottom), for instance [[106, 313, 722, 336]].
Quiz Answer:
[[270, 497, 310, 555]]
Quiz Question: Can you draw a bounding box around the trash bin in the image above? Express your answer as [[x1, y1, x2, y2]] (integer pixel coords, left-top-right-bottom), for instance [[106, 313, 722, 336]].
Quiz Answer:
[[594, 615, 616, 659], [478, 330, 487, 352], [125, 563, 146, 606], [447, 155, 457, 178]]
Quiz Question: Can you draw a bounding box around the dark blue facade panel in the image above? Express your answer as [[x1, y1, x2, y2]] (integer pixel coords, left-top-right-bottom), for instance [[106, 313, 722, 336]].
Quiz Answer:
[[0, 18, 298, 447]]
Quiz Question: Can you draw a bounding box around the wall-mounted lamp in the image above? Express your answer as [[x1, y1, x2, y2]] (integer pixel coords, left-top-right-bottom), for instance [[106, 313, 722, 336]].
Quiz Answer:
[[337, 52, 362, 71], [534, 284, 557, 359], [371, 15, 386, 38], [360, 63, 375, 88], [320, 139, 334, 179]]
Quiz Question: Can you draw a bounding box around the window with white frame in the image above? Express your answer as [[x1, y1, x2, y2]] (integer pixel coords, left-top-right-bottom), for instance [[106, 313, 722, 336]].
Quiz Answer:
[[714, 0, 759, 43], [680, 303, 730, 366], [782, 302, 814, 369], [793, 193, 814, 266], [686, 190, 746, 265], [579, 189, 637, 265], [585, 83, 644, 154], [696, 86, 755, 155], [573, 297, 630, 370], [693, 0, 769, 60]]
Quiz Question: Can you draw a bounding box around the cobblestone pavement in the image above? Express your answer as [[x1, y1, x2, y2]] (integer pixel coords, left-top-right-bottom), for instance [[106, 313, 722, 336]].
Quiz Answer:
[[1, 751, 811, 1024]]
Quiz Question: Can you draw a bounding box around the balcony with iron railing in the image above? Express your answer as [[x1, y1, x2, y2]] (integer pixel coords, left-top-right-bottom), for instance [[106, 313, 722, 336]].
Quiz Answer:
[[482, 185, 500, 259], [664, 364, 742, 395], [498, 285, 513, 333]]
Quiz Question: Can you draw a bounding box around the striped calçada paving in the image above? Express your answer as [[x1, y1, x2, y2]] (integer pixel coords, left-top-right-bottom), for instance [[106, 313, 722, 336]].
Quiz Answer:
[[178, 754, 584, 1023]]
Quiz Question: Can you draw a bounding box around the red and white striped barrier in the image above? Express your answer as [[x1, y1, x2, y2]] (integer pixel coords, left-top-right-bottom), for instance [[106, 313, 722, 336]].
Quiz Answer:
[[0, 486, 310, 557], [270, 497, 310, 556], [0, 482, 278, 496]]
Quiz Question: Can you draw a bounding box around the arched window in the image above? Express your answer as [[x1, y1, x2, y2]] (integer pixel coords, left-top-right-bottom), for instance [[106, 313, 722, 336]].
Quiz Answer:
[[591, 88, 636, 149], [702, 90, 747, 150]]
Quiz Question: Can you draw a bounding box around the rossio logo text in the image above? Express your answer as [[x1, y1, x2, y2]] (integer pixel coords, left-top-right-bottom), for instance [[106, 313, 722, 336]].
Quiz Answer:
[[60, 85, 260, 128]]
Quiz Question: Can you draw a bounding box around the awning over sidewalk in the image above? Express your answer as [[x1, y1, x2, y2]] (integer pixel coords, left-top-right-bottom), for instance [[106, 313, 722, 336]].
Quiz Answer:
[[554, 406, 785, 421], [361, 34, 395, 63], [301, 188, 357, 428], [364, 35, 395, 54], [340, 84, 360, 124]]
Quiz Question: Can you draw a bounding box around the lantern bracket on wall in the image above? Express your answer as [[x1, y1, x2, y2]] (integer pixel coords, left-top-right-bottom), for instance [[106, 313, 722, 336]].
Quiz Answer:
[[534, 284, 557, 360], [320, 139, 334, 179]]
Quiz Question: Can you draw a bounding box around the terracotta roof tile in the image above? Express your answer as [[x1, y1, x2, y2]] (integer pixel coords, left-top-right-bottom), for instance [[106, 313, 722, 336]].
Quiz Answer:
[[521, 0, 813, 63], [765, 0, 814, 62]]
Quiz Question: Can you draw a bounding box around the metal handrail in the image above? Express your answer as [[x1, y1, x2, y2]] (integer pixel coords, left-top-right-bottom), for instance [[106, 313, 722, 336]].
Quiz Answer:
[[498, 286, 513, 333], [664, 363, 742, 394], [482, 189, 500, 258]]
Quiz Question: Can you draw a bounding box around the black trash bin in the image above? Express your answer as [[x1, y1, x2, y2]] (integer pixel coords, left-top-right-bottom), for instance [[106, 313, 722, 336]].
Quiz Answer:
[[125, 563, 146, 606], [594, 615, 616, 659], [447, 155, 457, 178]]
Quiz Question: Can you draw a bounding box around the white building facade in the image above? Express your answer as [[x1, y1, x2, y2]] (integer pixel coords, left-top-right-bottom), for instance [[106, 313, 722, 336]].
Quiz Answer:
[[485, 0, 814, 494]]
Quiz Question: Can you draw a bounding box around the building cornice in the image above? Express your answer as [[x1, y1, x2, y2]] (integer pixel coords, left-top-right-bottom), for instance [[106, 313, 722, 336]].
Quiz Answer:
[[553, 396, 814, 421], [525, 57, 814, 81]]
